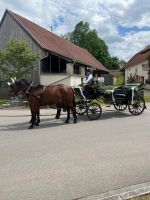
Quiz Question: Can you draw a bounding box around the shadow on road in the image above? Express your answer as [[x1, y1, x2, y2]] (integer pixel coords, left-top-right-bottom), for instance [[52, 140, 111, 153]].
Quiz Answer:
[[0, 113, 56, 118], [77, 110, 133, 122], [0, 109, 142, 132], [0, 116, 68, 131]]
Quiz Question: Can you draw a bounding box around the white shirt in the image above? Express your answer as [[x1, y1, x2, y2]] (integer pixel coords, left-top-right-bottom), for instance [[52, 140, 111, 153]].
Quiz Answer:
[[84, 74, 93, 84]]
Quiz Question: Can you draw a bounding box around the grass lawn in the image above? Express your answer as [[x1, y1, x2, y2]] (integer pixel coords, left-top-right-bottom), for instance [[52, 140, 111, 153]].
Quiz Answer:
[[0, 99, 9, 105], [144, 96, 150, 102]]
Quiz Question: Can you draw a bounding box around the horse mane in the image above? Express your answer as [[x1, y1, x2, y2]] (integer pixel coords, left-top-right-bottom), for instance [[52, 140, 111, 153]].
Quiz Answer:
[[20, 78, 30, 84], [32, 84, 44, 89]]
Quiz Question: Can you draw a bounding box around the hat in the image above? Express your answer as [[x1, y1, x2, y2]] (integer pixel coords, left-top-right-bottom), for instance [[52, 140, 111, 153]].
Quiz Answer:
[[86, 69, 92, 73]]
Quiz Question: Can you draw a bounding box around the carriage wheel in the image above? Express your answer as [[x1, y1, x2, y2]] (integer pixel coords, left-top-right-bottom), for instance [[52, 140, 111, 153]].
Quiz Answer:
[[76, 103, 87, 115], [114, 104, 127, 111], [87, 102, 102, 120], [128, 95, 145, 115]]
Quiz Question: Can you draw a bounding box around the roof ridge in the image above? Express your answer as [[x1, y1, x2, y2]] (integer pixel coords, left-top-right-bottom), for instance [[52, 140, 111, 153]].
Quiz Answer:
[[125, 48, 149, 68], [139, 45, 150, 54]]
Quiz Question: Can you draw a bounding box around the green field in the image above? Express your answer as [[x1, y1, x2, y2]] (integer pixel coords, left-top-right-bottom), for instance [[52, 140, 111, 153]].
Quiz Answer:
[[144, 96, 150, 102], [0, 99, 8, 105]]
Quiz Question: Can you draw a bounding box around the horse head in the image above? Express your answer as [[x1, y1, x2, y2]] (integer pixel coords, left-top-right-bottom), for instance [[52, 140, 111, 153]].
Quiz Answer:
[[9, 78, 30, 96]]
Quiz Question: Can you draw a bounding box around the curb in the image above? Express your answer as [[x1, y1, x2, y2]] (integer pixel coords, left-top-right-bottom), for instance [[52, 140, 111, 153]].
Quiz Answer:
[[78, 181, 150, 200]]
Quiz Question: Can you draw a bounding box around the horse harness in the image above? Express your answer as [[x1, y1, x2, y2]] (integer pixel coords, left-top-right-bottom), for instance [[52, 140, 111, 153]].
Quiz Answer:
[[25, 82, 45, 102]]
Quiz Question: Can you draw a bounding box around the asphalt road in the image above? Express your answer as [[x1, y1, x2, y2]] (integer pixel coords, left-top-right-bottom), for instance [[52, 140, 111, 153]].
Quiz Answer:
[[0, 105, 150, 200]]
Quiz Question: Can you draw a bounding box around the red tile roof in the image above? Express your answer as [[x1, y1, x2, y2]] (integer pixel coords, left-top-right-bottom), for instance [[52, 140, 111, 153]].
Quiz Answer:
[[6, 10, 108, 72], [125, 46, 150, 68]]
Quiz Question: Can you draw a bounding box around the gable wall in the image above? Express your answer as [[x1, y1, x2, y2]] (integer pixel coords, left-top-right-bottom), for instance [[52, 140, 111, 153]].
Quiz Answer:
[[125, 60, 148, 84], [0, 13, 46, 83]]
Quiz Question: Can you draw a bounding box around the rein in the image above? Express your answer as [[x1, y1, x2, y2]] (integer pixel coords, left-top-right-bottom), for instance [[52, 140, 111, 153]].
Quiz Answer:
[[25, 82, 45, 101], [24, 81, 34, 95]]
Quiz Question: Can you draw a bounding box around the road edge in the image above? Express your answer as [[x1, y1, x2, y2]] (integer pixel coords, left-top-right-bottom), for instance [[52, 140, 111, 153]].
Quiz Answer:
[[78, 181, 150, 200]]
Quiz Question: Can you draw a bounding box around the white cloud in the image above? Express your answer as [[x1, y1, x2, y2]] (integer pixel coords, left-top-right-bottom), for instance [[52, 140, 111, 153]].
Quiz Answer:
[[111, 31, 150, 60], [0, 0, 150, 61]]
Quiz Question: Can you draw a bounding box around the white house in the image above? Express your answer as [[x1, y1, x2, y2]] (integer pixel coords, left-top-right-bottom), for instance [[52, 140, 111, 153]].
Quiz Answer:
[[125, 46, 150, 84]]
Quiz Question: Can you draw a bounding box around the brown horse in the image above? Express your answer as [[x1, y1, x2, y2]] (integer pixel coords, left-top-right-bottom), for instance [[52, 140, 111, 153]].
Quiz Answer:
[[9, 79, 77, 128]]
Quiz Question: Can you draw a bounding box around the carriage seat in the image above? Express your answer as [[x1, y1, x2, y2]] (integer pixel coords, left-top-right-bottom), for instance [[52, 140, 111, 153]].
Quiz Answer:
[[114, 86, 132, 98]]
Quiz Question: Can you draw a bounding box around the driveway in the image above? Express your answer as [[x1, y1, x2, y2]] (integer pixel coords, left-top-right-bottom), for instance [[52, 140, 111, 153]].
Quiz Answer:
[[0, 106, 150, 200]]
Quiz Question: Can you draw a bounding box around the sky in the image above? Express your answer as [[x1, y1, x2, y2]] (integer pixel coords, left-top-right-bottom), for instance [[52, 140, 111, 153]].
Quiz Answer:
[[0, 0, 150, 61]]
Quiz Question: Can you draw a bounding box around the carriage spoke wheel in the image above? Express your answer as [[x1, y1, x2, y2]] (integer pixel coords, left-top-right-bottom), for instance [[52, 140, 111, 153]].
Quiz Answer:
[[87, 102, 102, 120], [114, 104, 127, 111], [128, 95, 145, 115], [76, 102, 87, 115]]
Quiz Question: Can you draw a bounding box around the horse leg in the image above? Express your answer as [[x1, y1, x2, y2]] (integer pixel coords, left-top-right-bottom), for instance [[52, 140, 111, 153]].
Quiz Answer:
[[55, 104, 61, 119], [65, 108, 70, 123], [72, 106, 77, 123], [71, 88, 77, 123], [29, 113, 36, 129], [30, 107, 34, 123], [36, 110, 40, 126]]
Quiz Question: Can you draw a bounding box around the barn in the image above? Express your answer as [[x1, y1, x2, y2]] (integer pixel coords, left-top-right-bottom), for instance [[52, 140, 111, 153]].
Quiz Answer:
[[0, 9, 108, 97]]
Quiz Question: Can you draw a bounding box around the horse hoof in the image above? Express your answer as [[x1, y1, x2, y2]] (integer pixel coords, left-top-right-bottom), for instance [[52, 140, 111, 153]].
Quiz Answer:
[[55, 116, 60, 119], [73, 120, 77, 123], [36, 123, 39, 126], [65, 120, 69, 123], [28, 125, 34, 129]]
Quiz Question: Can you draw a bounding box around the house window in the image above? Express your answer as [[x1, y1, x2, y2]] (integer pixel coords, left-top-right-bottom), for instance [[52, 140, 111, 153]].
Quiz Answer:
[[41, 54, 66, 73], [74, 63, 80, 74]]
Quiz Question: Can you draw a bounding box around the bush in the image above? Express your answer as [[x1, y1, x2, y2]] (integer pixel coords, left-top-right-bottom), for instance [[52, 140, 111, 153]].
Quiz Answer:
[[115, 72, 125, 86]]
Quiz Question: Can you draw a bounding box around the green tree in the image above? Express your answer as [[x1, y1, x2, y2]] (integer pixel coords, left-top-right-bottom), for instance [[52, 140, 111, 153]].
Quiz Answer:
[[64, 21, 119, 70], [0, 39, 39, 84], [115, 71, 125, 86]]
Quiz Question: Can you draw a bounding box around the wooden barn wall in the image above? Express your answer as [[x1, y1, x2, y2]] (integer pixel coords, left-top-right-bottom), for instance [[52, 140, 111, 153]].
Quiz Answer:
[[0, 13, 46, 83]]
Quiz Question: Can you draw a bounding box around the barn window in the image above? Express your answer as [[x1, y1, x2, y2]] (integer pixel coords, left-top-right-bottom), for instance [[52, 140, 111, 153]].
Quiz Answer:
[[60, 58, 67, 73], [51, 55, 59, 73], [74, 63, 81, 74], [41, 55, 50, 72], [41, 54, 66, 73]]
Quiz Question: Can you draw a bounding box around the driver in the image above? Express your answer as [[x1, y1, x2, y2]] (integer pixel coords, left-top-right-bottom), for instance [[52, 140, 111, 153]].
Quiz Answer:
[[83, 69, 93, 86], [80, 69, 93, 97]]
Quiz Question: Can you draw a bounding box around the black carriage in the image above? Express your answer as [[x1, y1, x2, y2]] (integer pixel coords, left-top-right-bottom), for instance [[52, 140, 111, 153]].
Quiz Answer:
[[74, 82, 146, 120], [74, 87, 102, 120]]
